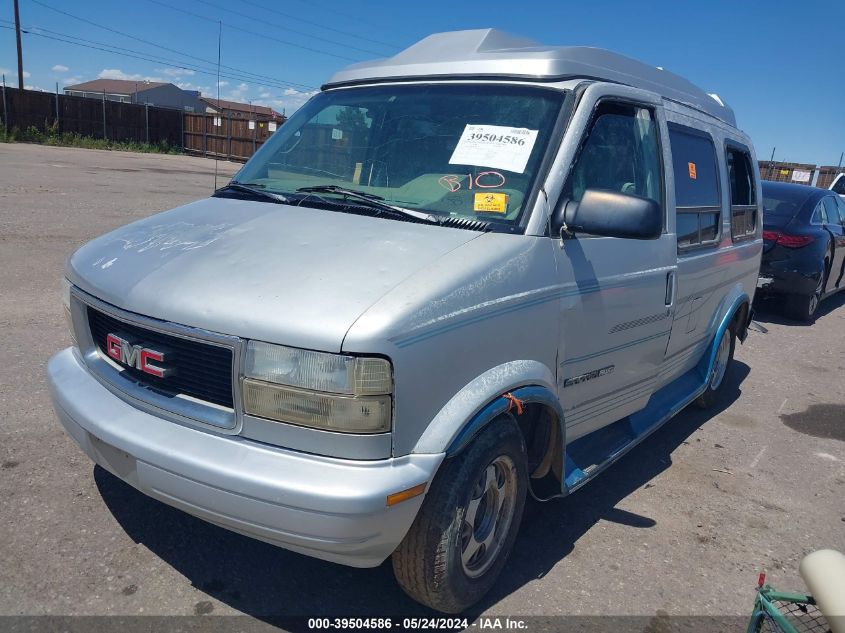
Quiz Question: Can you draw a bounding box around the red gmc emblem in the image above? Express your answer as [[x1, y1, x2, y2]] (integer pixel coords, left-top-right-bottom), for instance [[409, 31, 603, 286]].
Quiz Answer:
[[105, 333, 174, 378]]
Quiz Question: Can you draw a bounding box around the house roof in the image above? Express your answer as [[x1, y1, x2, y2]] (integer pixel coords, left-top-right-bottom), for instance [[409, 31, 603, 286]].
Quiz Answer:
[[64, 79, 168, 94], [325, 28, 735, 126], [200, 97, 282, 118]]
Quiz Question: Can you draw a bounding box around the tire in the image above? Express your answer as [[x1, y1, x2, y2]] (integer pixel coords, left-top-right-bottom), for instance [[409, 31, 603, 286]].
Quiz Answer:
[[694, 322, 736, 409], [392, 414, 528, 613], [786, 262, 827, 323]]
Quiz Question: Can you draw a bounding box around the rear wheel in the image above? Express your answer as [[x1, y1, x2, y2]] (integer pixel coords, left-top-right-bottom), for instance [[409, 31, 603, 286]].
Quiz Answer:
[[786, 262, 827, 323], [392, 415, 527, 613], [695, 323, 736, 409]]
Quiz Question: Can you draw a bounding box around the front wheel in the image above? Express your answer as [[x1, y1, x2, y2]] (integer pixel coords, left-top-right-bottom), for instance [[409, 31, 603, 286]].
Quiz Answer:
[[392, 415, 527, 613], [695, 324, 736, 409]]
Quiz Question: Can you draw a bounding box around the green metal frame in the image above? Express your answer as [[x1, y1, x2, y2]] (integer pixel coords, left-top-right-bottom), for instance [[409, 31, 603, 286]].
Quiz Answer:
[[747, 585, 818, 633]]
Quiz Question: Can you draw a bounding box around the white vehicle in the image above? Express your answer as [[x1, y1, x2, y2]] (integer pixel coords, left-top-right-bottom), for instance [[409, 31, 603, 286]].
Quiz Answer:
[[48, 29, 762, 612], [830, 172, 845, 198]]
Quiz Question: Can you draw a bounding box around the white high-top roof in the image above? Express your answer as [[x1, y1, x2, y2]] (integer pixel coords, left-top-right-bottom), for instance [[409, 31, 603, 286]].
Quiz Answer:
[[325, 29, 736, 126]]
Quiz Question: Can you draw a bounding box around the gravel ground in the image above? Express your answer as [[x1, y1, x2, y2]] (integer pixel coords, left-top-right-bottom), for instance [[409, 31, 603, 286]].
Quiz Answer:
[[0, 144, 843, 625]]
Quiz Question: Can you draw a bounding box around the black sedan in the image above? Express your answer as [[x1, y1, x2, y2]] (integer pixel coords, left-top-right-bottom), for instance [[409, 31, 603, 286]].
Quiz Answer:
[[758, 181, 845, 322]]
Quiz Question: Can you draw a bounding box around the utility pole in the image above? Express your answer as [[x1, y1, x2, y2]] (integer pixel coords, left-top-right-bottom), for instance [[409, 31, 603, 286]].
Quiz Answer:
[[2, 75, 8, 133], [768, 147, 776, 180], [14, 0, 24, 90]]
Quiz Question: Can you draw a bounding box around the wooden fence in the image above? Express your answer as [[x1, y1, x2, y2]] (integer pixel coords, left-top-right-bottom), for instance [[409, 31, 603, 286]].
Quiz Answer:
[[1, 86, 183, 145], [0, 86, 281, 161], [182, 113, 277, 161]]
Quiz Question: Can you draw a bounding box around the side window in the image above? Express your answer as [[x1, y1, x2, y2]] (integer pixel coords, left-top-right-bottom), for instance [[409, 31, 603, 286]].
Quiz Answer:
[[813, 200, 828, 224], [562, 101, 663, 210], [832, 176, 845, 195], [668, 124, 720, 249], [836, 196, 845, 224], [822, 197, 842, 226], [726, 145, 757, 240]]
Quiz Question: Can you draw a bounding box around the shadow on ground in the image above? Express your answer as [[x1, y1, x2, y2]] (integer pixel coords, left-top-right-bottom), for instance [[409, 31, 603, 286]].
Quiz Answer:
[[753, 289, 845, 326], [95, 362, 751, 626]]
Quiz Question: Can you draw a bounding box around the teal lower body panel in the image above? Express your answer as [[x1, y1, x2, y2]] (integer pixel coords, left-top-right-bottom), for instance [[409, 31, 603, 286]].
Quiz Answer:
[[563, 293, 748, 493]]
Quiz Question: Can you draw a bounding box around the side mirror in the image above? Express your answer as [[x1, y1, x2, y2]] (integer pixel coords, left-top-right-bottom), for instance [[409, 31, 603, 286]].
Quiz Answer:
[[553, 189, 662, 240]]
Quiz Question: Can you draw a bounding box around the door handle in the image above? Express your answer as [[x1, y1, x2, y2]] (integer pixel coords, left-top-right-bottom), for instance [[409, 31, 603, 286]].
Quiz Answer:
[[665, 271, 676, 307]]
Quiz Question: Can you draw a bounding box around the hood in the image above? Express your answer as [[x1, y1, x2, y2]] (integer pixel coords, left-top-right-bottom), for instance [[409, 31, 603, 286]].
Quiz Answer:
[[67, 197, 481, 352]]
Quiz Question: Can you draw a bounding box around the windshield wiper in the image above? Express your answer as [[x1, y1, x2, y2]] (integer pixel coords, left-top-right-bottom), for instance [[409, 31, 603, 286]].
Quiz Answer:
[[214, 182, 289, 204], [296, 185, 440, 225]]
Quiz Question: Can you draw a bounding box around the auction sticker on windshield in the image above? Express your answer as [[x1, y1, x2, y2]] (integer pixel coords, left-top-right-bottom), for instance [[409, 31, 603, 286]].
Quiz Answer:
[[449, 124, 538, 174]]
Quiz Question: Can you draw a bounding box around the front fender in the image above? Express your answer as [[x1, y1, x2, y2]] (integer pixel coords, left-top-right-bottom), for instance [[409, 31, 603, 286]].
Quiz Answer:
[[411, 360, 558, 455]]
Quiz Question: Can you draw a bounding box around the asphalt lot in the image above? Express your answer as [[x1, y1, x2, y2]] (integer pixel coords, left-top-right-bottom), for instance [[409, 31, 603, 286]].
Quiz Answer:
[[0, 144, 843, 623]]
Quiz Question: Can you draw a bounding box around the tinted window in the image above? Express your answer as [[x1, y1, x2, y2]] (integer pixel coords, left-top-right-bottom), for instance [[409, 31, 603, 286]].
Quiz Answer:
[[837, 197, 845, 223], [677, 214, 698, 247], [669, 126, 720, 207], [727, 146, 757, 240], [762, 184, 813, 220], [700, 212, 719, 241], [563, 101, 662, 207], [823, 197, 842, 225], [832, 176, 845, 195], [726, 147, 755, 206], [764, 197, 801, 218], [814, 201, 828, 224]]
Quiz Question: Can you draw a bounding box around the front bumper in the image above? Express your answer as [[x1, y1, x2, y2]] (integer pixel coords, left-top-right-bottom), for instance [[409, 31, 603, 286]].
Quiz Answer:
[[47, 347, 443, 568]]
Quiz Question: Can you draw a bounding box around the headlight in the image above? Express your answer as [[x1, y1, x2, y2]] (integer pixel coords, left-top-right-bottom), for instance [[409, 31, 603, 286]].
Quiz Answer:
[[242, 341, 392, 433], [62, 278, 77, 346]]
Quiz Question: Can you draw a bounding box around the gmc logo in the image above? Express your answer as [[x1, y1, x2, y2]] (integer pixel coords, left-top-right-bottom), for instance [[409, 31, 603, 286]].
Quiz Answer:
[[105, 333, 174, 378]]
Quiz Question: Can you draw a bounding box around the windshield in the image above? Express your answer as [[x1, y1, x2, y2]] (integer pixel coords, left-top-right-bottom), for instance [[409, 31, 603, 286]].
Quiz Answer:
[[234, 84, 566, 227]]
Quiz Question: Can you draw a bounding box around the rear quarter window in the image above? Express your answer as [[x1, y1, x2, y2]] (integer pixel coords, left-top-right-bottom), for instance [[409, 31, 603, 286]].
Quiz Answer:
[[726, 144, 757, 240], [668, 123, 721, 249], [669, 125, 720, 207]]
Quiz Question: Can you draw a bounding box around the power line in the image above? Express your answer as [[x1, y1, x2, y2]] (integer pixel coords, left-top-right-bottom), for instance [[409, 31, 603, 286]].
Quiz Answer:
[[0, 20, 315, 91], [0, 23, 317, 93], [1, 20, 316, 91], [285, 0, 391, 31], [142, 0, 362, 62], [28, 0, 328, 84], [234, 0, 401, 51], [190, 0, 392, 57]]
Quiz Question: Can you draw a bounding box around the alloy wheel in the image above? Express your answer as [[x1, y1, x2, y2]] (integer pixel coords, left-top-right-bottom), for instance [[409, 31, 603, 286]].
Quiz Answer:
[[808, 272, 825, 317], [460, 455, 518, 578]]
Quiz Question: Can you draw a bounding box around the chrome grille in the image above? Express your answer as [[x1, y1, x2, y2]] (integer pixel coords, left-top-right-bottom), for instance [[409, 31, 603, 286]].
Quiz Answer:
[[87, 306, 235, 409]]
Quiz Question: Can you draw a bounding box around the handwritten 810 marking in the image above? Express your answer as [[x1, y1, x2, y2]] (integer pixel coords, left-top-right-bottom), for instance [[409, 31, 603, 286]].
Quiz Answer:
[[438, 171, 506, 192]]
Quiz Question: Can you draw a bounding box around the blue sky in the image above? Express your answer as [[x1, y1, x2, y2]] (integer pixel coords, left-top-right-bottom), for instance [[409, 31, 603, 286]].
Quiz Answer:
[[1, 0, 842, 165]]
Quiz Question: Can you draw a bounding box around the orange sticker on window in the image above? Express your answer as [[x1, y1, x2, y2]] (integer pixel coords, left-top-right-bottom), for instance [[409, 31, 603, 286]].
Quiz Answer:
[[688, 162, 697, 180]]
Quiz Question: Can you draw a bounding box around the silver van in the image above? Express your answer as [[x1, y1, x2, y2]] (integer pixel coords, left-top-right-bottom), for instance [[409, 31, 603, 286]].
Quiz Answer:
[[48, 29, 762, 612]]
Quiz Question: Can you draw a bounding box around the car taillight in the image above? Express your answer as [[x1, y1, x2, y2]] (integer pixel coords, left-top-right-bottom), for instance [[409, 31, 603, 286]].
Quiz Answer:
[[762, 230, 814, 248], [776, 234, 814, 248]]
